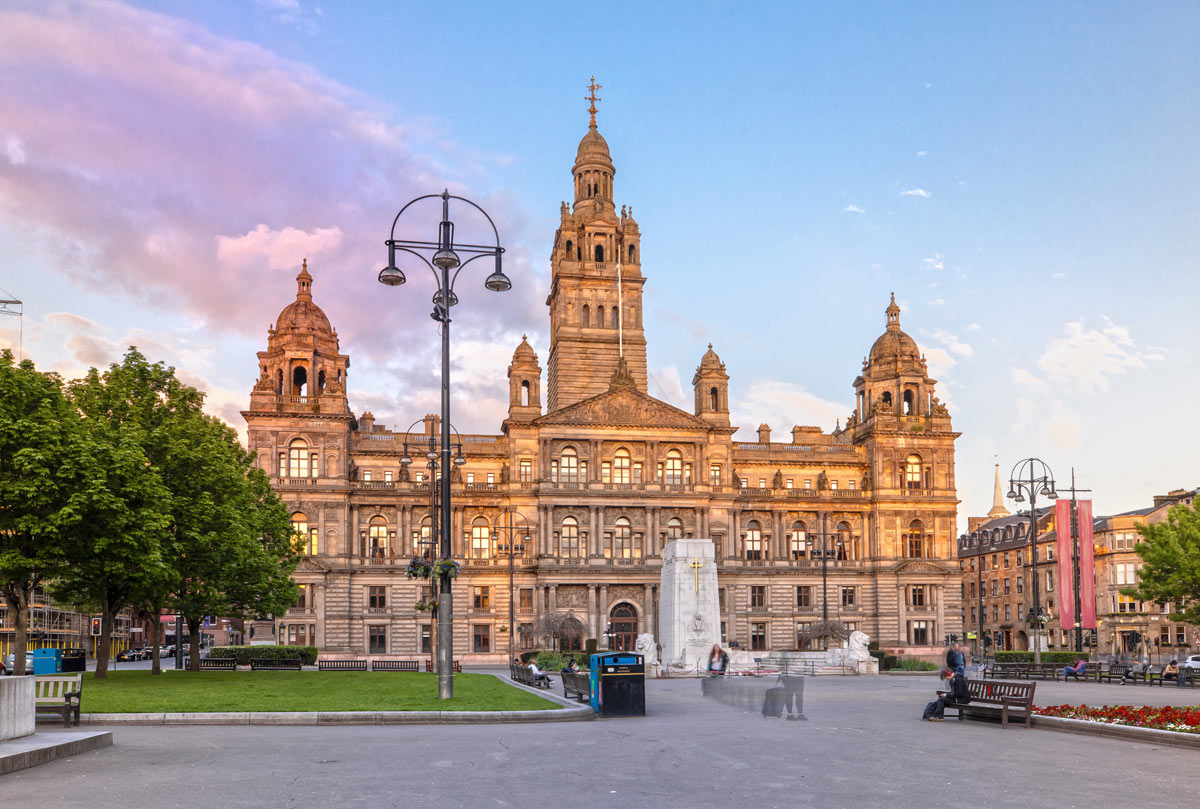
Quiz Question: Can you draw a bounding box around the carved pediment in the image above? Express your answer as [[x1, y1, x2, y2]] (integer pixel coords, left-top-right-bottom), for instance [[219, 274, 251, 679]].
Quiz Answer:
[[296, 557, 330, 574], [536, 387, 711, 431], [895, 560, 950, 576]]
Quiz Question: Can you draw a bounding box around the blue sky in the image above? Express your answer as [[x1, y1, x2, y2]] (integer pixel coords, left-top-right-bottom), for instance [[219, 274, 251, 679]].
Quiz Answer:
[[0, 1, 1196, 527]]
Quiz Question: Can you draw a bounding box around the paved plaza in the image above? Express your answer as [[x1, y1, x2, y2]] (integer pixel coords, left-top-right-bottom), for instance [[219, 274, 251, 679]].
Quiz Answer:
[[6, 674, 1200, 807]]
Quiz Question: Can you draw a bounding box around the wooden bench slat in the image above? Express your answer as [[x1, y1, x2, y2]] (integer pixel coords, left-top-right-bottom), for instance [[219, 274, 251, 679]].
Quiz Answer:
[[945, 678, 1035, 729], [250, 658, 304, 671], [372, 660, 420, 672], [317, 659, 369, 671], [33, 674, 83, 727]]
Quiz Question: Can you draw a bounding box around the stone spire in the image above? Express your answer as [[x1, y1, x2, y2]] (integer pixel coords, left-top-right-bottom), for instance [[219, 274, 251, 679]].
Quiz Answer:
[[988, 460, 1010, 519]]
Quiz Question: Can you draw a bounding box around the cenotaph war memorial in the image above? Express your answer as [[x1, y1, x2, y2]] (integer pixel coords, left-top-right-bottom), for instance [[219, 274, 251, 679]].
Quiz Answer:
[[659, 538, 721, 670]]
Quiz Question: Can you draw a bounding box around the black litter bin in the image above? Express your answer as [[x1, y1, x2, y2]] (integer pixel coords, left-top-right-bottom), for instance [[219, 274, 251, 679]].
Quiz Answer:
[[61, 648, 86, 673], [590, 652, 645, 717]]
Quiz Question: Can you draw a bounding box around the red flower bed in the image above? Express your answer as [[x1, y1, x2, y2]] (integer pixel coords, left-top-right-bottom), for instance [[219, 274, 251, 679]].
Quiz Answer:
[[1035, 704, 1200, 733]]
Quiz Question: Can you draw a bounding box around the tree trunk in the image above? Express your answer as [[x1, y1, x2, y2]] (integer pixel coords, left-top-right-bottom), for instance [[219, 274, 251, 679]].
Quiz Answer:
[[149, 611, 162, 675], [188, 618, 202, 672], [94, 602, 115, 679], [4, 590, 29, 675]]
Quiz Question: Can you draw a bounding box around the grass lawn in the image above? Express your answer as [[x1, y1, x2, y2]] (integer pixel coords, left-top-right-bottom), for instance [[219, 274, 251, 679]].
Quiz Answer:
[[78, 671, 559, 713]]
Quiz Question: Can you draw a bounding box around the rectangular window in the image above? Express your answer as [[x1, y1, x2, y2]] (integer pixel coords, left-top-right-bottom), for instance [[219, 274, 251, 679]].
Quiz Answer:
[[1004, 553, 1010, 568], [1016, 575, 1023, 594], [1046, 571, 1054, 591], [796, 623, 812, 650], [307, 528, 318, 556], [518, 588, 533, 611], [473, 585, 490, 610], [368, 625, 387, 655], [472, 624, 490, 653], [602, 462, 611, 483], [1017, 604, 1024, 620], [519, 623, 534, 650], [750, 622, 767, 651], [991, 580, 997, 596], [848, 480, 855, 489], [519, 459, 532, 482], [750, 585, 766, 608], [1115, 563, 1136, 586], [841, 587, 856, 608], [487, 473, 496, 484], [718, 588, 726, 611], [1161, 627, 1171, 646], [1003, 578, 1011, 595], [970, 607, 976, 624], [992, 605, 998, 622], [1016, 550, 1023, 566], [368, 585, 386, 610], [796, 585, 812, 608], [759, 478, 767, 489], [1004, 605, 1011, 621], [1116, 594, 1137, 613], [739, 477, 747, 488], [466, 472, 475, 484], [421, 624, 432, 654], [910, 620, 929, 645], [1178, 627, 1187, 646], [804, 479, 811, 489], [385, 470, 393, 482], [969, 581, 975, 599], [363, 470, 372, 481], [721, 621, 728, 643], [830, 480, 838, 490], [295, 584, 308, 609], [710, 464, 721, 485], [910, 585, 925, 607]]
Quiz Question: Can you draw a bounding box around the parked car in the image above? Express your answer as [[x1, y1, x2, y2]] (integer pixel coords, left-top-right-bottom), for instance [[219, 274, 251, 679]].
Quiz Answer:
[[1183, 655, 1200, 671], [116, 648, 145, 662], [4, 651, 35, 673]]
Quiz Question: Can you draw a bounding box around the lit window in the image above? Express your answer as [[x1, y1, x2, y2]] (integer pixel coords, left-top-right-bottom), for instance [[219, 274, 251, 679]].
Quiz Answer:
[[560, 448, 579, 483], [288, 439, 311, 478], [905, 455, 922, 489], [560, 517, 579, 557], [613, 449, 631, 484], [664, 450, 683, 485], [744, 521, 763, 560], [471, 518, 491, 559]]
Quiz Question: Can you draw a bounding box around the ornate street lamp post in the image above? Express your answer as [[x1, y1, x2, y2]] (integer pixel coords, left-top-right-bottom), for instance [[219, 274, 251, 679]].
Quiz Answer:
[[1007, 458, 1058, 665], [380, 191, 509, 699], [491, 509, 532, 661]]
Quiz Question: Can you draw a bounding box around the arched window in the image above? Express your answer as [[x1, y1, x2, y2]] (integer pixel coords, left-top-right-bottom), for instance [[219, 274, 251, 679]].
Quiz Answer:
[[565, 239, 573, 257], [907, 520, 926, 558], [611, 307, 619, 329], [628, 244, 635, 262], [666, 518, 683, 540], [905, 455, 923, 490], [595, 244, 604, 263], [582, 305, 590, 328], [413, 516, 432, 557], [561, 516, 579, 557], [613, 448, 631, 484], [288, 439, 312, 478], [291, 512, 317, 556], [613, 517, 633, 558], [903, 389, 914, 415], [368, 516, 388, 559], [576, 245, 581, 260], [837, 521, 852, 560], [521, 380, 530, 407], [471, 517, 491, 559], [318, 369, 326, 392], [744, 520, 763, 560], [560, 447, 579, 483], [597, 306, 605, 328], [709, 387, 719, 411], [292, 365, 307, 396], [789, 521, 806, 560], [276, 369, 283, 394], [881, 391, 892, 406], [664, 449, 683, 485]]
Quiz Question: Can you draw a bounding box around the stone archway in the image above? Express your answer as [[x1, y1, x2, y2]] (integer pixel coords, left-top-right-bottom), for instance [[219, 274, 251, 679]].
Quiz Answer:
[[609, 603, 638, 652]]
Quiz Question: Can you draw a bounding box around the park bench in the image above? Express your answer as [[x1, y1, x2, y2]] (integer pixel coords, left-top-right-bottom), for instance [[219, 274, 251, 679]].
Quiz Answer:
[[372, 660, 420, 672], [510, 662, 551, 689], [198, 658, 238, 670], [561, 670, 591, 702], [1026, 663, 1059, 680], [945, 679, 1035, 729], [250, 658, 304, 671], [318, 659, 368, 671], [1096, 664, 1129, 684], [1145, 665, 1165, 686], [34, 673, 83, 727], [425, 659, 462, 673]]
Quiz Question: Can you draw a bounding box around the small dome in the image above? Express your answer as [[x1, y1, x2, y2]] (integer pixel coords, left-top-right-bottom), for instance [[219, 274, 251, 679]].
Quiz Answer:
[[699, 343, 723, 369], [276, 261, 332, 334], [513, 334, 537, 362], [573, 126, 614, 174], [868, 294, 921, 367]]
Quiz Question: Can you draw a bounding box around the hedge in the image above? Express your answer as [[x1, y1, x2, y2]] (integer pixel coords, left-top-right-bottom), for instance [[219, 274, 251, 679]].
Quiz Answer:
[[994, 651, 1088, 664], [207, 645, 318, 665]]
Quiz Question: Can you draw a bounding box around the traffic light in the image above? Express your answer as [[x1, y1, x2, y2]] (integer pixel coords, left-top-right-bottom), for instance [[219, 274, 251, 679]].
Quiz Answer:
[[90, 617, 101, 636]]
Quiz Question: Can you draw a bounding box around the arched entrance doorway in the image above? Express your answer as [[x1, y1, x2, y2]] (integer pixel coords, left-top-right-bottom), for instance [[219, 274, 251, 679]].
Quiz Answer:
[[609, 603, 637, 651]]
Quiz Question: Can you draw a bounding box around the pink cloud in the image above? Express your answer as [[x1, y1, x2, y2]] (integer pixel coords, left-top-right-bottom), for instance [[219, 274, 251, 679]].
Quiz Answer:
[[0, 1, 544, 374]]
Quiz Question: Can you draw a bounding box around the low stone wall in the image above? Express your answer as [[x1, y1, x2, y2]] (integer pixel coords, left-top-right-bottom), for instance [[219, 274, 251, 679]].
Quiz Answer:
[[0, 676, 35, 741]]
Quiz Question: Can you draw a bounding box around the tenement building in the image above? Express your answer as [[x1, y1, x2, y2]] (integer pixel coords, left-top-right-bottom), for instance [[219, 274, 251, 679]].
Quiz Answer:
[[243, 110, 963, 662]]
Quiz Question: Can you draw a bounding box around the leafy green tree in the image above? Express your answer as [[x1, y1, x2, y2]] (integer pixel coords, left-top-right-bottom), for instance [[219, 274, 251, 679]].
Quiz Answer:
[[1126, 498, 1200, 624], [0, 351, 75, 675]]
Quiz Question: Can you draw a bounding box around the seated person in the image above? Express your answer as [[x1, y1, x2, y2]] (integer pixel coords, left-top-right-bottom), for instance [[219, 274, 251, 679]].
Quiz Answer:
[[1061, 658, 1087, 679], [527, 660, 550, 685], [922, 669, 970, 721], [1121, 663, 1143, 682], [568, 659, 580, 673], [1164, 660, 1180, 681]]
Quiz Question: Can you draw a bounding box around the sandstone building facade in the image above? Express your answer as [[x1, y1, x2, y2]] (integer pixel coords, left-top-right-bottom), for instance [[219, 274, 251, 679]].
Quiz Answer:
[[243, 114, 963, 662]]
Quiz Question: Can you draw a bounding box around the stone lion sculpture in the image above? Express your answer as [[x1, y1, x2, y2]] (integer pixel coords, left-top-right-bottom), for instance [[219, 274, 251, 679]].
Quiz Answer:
[[846, 630, 870, 664], [635, 633, 659, 667]]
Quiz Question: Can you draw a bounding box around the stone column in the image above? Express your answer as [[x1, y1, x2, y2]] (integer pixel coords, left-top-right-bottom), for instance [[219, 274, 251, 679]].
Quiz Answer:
[[599, 585, 609, 630], [897, 584, 908, 645], [643, 583, 654, 637], [588, 584, 598, 640], [731, 509, 740, 560], [589, 505, 599, 557], [597, 506, 607, 558], [315, 585, 326, 648], [549, 584, 558, 613], [935, 584, 945, 646]]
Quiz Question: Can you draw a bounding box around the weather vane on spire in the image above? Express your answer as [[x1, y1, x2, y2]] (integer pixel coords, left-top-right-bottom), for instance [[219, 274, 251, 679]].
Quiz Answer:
[[586, 76, 602, 127]]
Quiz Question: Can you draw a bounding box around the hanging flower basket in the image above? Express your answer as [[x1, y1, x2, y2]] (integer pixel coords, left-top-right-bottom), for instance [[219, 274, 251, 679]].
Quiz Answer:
[[432, 557, 460, 579], [405, 557, 432, 580], [414, 600, 438, 613]]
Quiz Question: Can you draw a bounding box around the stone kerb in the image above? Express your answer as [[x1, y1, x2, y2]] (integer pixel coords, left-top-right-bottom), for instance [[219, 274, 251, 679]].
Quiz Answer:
[[0, 676, 35, 741]]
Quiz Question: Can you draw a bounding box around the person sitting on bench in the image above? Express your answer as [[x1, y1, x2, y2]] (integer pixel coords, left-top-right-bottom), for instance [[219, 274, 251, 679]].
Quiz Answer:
[[1164, 660, 1180, 681], [1062, 658, 1087, 679], [527, 660, 550, 686]]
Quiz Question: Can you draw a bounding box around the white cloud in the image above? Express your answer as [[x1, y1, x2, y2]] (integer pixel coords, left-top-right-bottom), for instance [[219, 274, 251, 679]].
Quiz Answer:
[[928, 329, 974, 358], [843, 204, 866, 214], [901, 188, 930, 198], [923, 254, 944, 271], [1036, 317, 1165, 394], [216, 224, 343, 271], [1051, 272, 1067, 279], [928, 298, 945, 306], [649, 366, 686, 408], [731, 380, 846, 439], [920, 346, 956, 380], [4, 134, 25, 165], [916, 150, 928, 158], [967, 322, 982, 332]]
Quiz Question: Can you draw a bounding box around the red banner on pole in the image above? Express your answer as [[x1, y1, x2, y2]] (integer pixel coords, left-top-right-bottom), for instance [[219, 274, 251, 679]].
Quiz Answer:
[[1055, 500, 1075, 628], [1078, 500, 1097, 629]]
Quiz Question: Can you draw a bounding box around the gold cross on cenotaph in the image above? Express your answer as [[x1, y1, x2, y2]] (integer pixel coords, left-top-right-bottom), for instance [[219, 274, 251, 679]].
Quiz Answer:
[[586, 76, 602, 127], [689, 558, 703, 593]]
